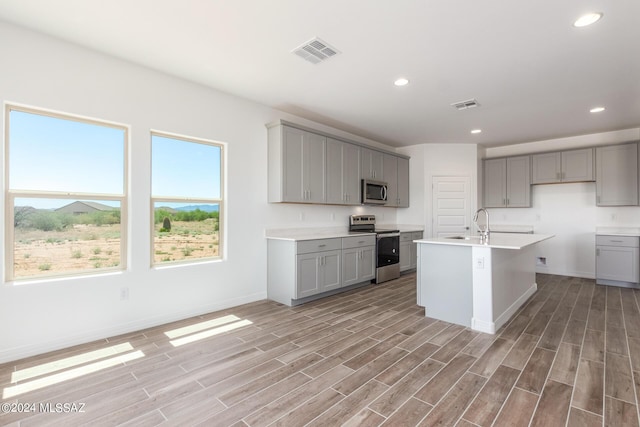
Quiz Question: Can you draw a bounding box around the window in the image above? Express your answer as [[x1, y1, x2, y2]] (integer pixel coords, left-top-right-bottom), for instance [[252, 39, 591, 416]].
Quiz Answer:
[[151, 132, 223, 265], [5, 106, 127, 281]]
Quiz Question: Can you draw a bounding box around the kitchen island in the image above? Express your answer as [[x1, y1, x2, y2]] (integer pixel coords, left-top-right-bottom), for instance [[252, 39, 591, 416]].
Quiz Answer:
[[415, 233, 553, 334]]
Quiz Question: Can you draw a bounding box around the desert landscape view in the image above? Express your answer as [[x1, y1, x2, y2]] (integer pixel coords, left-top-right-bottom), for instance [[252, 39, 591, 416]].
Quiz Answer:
[[12, 207, 219, 279]]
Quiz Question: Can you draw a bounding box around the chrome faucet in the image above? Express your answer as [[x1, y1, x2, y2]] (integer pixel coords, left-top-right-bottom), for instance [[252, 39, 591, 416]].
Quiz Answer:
[[473, 208, 490, 242]]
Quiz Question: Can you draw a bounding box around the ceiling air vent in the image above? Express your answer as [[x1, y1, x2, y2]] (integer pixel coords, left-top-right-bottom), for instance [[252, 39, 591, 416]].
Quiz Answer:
[[292, 37, 340, 64], [451, 99, 480, 110]]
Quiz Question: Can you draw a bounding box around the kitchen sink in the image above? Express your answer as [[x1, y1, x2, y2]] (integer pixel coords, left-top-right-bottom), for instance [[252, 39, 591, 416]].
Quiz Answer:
[[444, 235, 483, 240]]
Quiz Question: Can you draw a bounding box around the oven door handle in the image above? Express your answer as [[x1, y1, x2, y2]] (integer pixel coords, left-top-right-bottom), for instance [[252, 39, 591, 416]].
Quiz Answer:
[[377, 232, 400, 239]]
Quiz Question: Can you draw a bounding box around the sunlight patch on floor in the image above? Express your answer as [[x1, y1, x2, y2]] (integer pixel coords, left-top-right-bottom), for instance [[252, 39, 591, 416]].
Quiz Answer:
[[169, 319, 253, 347], [164, 314, 241, 339], [3, 349, 144, 399]]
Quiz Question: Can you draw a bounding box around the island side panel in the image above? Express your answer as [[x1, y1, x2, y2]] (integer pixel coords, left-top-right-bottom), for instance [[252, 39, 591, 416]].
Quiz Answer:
[[491, 245, 537, 329], [417, 243, 473, 327], [472, 245, 537, 333]]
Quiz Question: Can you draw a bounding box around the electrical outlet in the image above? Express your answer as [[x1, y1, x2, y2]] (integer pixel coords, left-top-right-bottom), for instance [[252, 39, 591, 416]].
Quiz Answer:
[[120, 287, 129, 301], [475, 257, 484, 269]]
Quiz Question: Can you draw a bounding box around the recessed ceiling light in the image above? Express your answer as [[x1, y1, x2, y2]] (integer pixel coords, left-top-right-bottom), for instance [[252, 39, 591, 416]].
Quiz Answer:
[[590, 107, 606, 113], [394, 78, 409, 87], [574, 12, 603, 27], [471, 129, 482, 134]]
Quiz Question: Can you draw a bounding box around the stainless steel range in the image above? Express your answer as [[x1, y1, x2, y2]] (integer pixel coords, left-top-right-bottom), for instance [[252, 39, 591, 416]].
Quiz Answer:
[[349, 215, 400, 284]]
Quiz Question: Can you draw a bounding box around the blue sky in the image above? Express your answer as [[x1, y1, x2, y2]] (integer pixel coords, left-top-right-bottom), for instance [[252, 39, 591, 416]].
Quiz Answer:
[[9, 109, 221, 210]]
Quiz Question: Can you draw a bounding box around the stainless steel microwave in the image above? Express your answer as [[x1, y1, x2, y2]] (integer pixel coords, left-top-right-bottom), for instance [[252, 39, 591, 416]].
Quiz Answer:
[[362, 179, 388, 205]]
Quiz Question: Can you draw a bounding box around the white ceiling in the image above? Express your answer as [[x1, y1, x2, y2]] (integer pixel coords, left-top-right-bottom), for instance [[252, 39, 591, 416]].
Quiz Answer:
[[1, 0, 639, 148]]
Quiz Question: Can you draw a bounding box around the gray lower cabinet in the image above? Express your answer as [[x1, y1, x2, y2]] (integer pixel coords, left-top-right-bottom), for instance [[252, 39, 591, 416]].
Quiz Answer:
[[342, 236, 375, 286], [596, 143, 638, 206], [400, 231, 423, 272], [267, 235, 375, 306], [484, 156, 531, 208], [531, 148, 594, 184], [297, 250, 341, 298], [596, 235, 640, 286]]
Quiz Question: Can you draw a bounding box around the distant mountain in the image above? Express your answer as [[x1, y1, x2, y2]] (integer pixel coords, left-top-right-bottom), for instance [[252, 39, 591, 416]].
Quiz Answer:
[[174, 204, 219, 212]]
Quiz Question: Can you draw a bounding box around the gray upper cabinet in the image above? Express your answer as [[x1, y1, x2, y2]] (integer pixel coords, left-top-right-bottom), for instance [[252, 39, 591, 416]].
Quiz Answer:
[[326, 138, 360, 205], [382, 153, 410, 208], [484, 158, 507, 208], [269, 124, 326, 203], [397, 157, 410, 207], [383, 153, 398, 207], [484, 156, 531, 208], [268, 121, 409, 207], [596, 143, 638, 206], [361, 148, 384, 180], [531, 148, 594, 184]]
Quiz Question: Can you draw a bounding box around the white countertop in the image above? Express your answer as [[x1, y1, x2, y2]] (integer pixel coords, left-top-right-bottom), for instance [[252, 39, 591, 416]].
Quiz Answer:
[[596, 227, 640, 237], [415, 232, 554, 250], [265, 224, 424, 241]]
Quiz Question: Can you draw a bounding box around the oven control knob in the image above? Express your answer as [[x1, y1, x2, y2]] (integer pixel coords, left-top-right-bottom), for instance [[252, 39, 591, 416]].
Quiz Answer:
[[392, 249, 396, 253]]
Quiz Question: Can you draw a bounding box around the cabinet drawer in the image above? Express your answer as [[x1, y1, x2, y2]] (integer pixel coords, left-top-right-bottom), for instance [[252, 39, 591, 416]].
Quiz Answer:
[[400, 232, 413, 242], [297, 238, 341, 254], [596, 235, 639, 247], [342, 235, 375, 249]]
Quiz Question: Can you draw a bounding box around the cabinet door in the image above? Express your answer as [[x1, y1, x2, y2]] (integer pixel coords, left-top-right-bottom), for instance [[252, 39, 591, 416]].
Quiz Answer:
[[399, 240, 412, 271], [296, 253, 321, 298], [282, 127, 326, 203], [304, 131, 326, 203], [326, 138, 346, 205], [320, 250, 341, 292], [531, 152, 561, 184], [596, 246, 640, 283], [343, 143, 361, 204], [383, 154, 398, 207], [562, 148, 594, 182], [361, 148, 384, 180], [360, 246, 376, 281], [483, 158, 507, 208], [282, 126, 305, 202], [342, 248, 360, 287], [596, 144, 638, 206], [506, 156, 531, 207], [397, 157, 410, 207]]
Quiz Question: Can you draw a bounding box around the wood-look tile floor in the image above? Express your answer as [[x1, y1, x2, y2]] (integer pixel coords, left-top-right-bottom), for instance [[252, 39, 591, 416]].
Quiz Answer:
[[2, 273, 640, 426]]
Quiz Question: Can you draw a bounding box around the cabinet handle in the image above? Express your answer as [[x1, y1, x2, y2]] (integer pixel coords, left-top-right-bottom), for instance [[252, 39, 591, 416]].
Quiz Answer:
[[318, 244, 326, 248], [507, 198, 510, 206], [596, 248, 600, 256], [503, 198, 506, 206], [597, 196, 601, 204], [611, 240, 624, 243]]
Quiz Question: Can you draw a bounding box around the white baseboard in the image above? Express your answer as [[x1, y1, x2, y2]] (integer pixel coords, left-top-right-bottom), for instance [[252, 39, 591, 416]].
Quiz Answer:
[[471, 282, 537, 335], [0, 291, 267, 364]]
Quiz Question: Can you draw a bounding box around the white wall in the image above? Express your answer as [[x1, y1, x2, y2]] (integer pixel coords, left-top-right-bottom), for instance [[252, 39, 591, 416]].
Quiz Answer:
[[397, 144, 480, 237], [484, 128, 640, 278], [0, 22, 399, 363]]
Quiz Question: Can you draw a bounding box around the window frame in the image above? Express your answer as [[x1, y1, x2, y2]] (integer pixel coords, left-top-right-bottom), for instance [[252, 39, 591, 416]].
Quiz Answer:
[[4, 104, 129, 282], [150, 130, 225, 267]]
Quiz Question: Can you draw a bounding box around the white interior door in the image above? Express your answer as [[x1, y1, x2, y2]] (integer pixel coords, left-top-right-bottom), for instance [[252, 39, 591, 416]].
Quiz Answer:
[[432, 176, 471, 238]]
